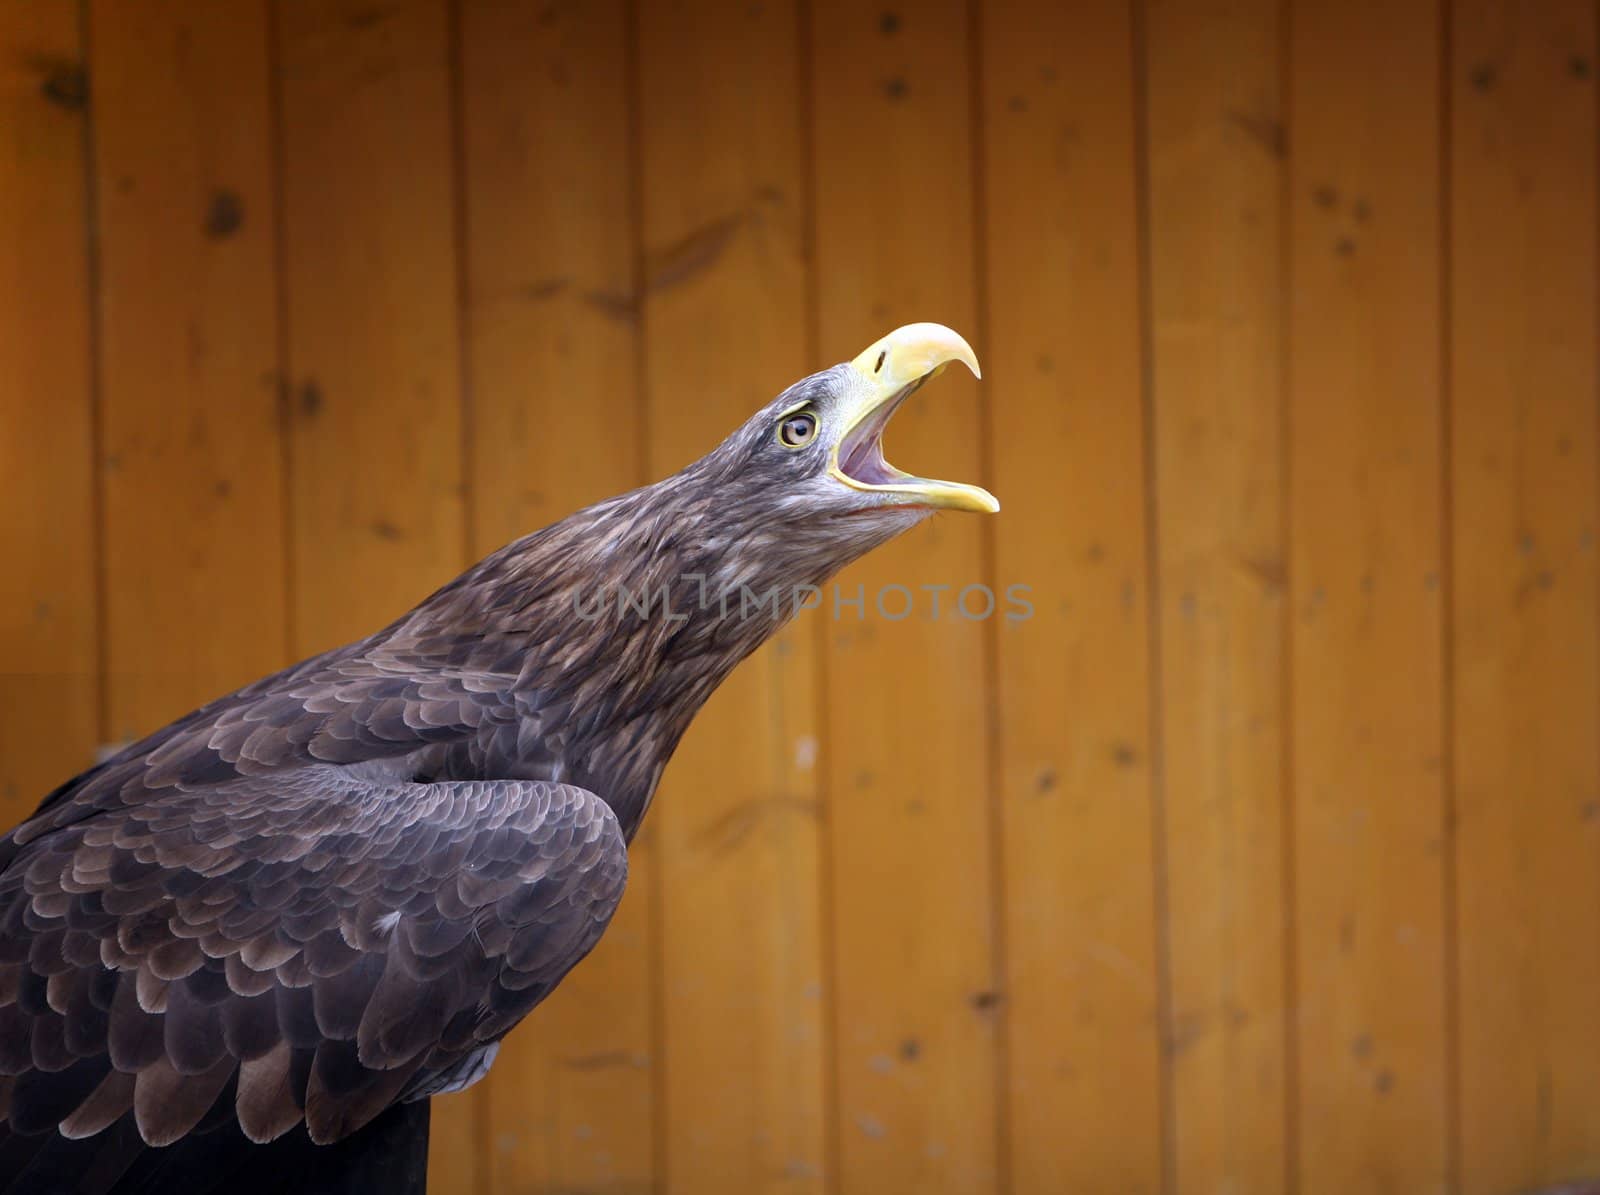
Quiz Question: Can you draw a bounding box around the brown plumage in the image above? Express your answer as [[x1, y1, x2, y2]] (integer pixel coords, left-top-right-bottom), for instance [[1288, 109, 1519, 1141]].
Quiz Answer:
[[0, 324, 995, 1192]]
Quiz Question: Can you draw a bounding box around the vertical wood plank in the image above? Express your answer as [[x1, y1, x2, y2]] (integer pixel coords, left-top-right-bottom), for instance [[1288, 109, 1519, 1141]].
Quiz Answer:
[[637, 2, 827, 1191], [274, 1, 472, 1188], [0, 0, 97, 824], [89, 0, 287, 747], [458, 2, 656, 1191], [1144, 0, 1289, 1191], [982, 3, 1161, 1191], [276, 0, 465, 654], [811, 4, 997, 1190], [1288, 0, 1448, 1190], [1450, 1, 1600, 1189]]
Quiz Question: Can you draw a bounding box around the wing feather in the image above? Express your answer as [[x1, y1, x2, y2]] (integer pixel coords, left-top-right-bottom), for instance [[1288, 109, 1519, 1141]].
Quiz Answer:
[[0, 770, 626, 1150], [235, 1039, 300, 1144], [58, 1069, 133, 1140], [133, 1054, 232, 1146]]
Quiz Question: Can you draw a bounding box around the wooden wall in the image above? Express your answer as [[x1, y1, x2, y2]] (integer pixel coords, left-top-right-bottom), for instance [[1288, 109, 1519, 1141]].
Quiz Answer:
[[1, 1, 1597, 1193]]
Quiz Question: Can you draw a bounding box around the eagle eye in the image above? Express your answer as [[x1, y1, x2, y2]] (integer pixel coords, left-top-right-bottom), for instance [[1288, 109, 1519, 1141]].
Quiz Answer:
[[777, 411, 818, 449]]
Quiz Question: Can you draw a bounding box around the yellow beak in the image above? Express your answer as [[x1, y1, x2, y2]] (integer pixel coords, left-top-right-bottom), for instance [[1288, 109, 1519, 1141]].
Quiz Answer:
[[829, 323, 1000, 514]]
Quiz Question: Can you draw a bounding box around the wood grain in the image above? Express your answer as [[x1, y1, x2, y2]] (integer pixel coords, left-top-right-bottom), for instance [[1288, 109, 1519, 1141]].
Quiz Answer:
[[637, 2, 827, 1190], [274, 1, 471, 1188], [0, 0, 98, 825], [1450, 0, 1600, 1189], [276, 0, 465, 657], [983, 2, 1161, 1191], [1288, 0, 1448, 1190], [811, 2, 998, 1190], [458, 1, 656, 1191], [89, 0, 287, 747], [1144, 0, 1288, 1190]]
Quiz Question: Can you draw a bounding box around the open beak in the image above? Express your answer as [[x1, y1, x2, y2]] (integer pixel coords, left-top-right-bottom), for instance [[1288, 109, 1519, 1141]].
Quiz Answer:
[[829, 323, 1000, 514]]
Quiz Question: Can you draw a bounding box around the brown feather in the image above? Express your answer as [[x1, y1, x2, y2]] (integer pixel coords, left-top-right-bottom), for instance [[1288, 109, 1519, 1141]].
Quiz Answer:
[[10, 1054, 107, 1133], [133, 966, 167, 1014], [238, 934, 298, 972], [224, 952, 276, 997], [29, 1011, 72, 1071], [107, 976, 165, 1072], [133, 1053, 234, 1147], [0, 1005, 30, 1073], [163, 977, 227, 1073], [219, 989, 279, 1061], [235, 1040, 301, 1143], [58, 1066, 135, 1139], [146, 937, 204, 982], [303, 1040, 423, 1146]]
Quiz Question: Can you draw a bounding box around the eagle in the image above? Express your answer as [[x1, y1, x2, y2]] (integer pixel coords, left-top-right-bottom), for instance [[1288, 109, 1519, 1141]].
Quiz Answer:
[[0, 323, 997, 1193]]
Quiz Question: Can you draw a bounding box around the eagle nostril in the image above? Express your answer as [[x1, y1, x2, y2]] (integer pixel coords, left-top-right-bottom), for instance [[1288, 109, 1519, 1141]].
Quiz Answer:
[[874, 351, 886, 373]]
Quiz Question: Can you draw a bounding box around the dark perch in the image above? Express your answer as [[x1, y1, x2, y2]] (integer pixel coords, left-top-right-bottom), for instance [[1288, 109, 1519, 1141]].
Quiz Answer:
[[0, 1099, 428, 1194]]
